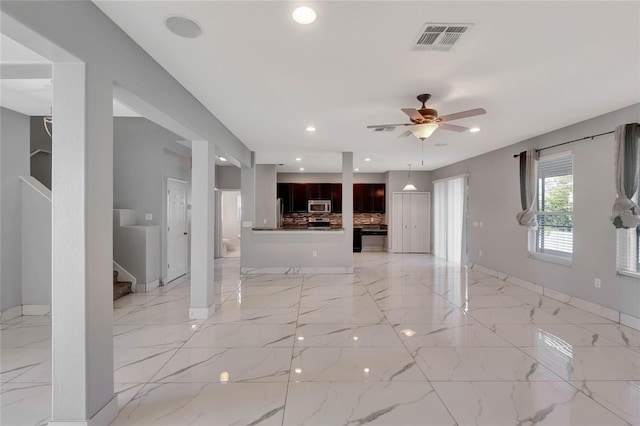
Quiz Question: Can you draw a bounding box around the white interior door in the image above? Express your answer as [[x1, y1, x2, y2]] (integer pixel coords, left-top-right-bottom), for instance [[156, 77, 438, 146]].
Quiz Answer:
[[402, 194, 412, 252], [392, 193, 404, 253], [410, 193, 430, 253], [167, 179, 187, 282]]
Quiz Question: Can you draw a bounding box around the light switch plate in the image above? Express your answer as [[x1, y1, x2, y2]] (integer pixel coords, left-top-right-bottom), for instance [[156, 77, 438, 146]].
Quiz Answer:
[[242, 221, 253, 228], [145, 213, 152, 220]]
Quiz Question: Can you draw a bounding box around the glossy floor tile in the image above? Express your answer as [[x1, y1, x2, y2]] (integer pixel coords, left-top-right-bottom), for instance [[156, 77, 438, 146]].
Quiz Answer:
[[1, 254, 637, 425]]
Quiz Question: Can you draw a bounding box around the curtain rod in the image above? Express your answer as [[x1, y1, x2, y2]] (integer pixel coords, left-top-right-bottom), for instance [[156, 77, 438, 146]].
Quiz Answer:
[[512, 130, 615, 158]]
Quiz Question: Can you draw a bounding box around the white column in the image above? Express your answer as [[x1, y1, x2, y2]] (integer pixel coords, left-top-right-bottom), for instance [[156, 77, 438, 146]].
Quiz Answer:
[[190, 140, 216, 319], [240, 152, 256, 268], [50, 63, 117, 424], [342, 152, 354, 261]]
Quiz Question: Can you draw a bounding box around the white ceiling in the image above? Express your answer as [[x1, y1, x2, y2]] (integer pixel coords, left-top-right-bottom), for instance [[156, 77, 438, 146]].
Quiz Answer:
[[4, 3, 639, 172]]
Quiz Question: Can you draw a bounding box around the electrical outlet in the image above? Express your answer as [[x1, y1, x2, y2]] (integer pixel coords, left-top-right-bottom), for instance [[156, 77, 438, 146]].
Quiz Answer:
[[594, 278, 601, 288], [479, 250, 483, 256], [145, 213, 152, 220], [263, 219, 267, 224], [312, 250, 317, 257]]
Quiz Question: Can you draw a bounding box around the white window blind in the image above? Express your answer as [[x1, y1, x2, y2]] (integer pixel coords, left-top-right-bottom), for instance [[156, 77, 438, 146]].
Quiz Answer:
[[529, 153, 573, 260], [616, 175, 640, 277], [434, 175, 468, 265]]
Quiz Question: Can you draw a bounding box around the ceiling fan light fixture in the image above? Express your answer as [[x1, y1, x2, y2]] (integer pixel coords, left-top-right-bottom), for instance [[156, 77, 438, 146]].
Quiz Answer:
[[292, 7, 316, 25], [411, 123, 439, 140]]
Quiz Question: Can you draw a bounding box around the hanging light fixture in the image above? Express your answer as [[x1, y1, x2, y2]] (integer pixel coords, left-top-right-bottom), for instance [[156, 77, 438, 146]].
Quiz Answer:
[[403, 164, 417, 191], [411, 123, 438, 140]]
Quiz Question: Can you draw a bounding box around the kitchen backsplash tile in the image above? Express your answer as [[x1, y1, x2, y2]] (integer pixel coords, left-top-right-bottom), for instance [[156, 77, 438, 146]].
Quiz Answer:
[[282, 213, 384, 226]]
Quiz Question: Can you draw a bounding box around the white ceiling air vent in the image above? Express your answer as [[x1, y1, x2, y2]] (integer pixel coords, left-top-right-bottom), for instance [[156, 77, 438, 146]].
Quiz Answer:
[[413, 23, 473, 52]]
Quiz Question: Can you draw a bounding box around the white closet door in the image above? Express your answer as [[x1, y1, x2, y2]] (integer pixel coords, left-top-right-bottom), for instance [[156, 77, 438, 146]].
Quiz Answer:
[[410, 193, 429, 252], [392, 193, 404, 253], [402, 194, 412, 252]]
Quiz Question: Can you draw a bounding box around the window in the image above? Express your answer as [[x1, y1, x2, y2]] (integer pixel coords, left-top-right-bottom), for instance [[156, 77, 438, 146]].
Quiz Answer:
[[529, 153, 573, 262], [616, 174, 640, 277]]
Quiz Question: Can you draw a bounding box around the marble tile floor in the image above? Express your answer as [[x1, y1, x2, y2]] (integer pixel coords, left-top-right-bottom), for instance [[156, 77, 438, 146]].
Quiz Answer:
[[1, 253, 639, 425]]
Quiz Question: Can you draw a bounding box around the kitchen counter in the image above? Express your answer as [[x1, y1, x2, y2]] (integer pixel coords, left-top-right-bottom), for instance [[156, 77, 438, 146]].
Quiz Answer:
[[252, 227, 344, 234]]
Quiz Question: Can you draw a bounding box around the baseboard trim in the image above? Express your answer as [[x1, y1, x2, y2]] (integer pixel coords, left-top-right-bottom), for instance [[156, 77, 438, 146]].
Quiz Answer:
[[22, 304, 51, 316], [135, 279, 160, 293], [470, 263, 639, 331], [189, 304, 216, 320], [49, 394, 118, 426], [0, 305, 23, 322]]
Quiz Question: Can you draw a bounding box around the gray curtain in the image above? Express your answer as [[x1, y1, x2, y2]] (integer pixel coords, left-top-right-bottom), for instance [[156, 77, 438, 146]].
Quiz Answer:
[[611, 123, 640, 229], [516, 149, 538, 229]]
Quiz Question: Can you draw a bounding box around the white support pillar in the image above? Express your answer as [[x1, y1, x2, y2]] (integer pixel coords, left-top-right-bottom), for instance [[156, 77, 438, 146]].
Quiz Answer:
[[50, 63, 117, 425], [190, 140, 216, 319], [240, 152, 256, 266], [342, 152, 354, 256]]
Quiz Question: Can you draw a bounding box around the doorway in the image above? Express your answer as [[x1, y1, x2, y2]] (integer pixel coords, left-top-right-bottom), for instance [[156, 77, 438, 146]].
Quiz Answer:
[[166, 178, 188, 282], [221, 190, 241, 257]]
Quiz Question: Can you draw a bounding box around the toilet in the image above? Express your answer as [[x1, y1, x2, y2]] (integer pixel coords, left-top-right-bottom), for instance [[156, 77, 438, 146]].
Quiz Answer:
[[222, 238, 230, 256]]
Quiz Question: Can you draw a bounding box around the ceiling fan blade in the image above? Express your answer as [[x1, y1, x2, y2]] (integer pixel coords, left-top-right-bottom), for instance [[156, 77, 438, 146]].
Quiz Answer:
[[401, 108, 424, 121], [366, 123, 413, 129], [398, 130, 413, 138], [438, 108, 486, 122], [438, 123, 468, 132]]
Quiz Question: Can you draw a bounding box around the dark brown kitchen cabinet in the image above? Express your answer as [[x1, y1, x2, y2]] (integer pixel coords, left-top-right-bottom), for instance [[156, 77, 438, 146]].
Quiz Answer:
[[277, 183, 292, 213], [331, 184, 342, 213], [291, 183, 308, 212], [371, 184, 386, 213], [353, 184, 385, 213], [307, 183, 332, 200]]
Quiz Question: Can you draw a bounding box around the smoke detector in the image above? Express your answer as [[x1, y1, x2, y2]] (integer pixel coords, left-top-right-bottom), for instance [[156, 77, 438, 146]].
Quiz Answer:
[[413, 23, 473, 51]]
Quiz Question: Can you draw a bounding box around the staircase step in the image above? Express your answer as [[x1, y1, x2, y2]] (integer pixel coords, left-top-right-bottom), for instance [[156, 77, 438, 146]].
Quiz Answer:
[[113, 280, 132, 301]]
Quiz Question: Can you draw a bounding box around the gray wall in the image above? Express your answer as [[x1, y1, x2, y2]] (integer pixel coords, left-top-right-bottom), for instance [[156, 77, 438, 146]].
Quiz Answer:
[[0, 107, 30, 312], [30, 116, 52, 189], [431, 104, 640, 317], [21, 177, 52, 306], [216, 165, 241, 190], [255, 164, 277, 228], [113, 117, 191, 284]]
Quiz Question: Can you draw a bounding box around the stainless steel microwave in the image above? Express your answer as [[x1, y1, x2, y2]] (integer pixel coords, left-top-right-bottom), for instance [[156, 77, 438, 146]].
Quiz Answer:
[[308, 200, 331, 213]]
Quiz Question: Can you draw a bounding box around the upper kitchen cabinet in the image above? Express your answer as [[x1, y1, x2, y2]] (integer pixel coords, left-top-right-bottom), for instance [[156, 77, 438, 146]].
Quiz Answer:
[[307, 183, 332, 200], [291, 183, 308, 212], [331, 183, 342, 213], [277, 183, 292, 213], [353, 183, 385, 213]]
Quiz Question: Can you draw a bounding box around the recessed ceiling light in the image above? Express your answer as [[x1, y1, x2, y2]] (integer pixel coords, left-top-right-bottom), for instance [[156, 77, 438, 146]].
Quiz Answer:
[[296, 157, 302, 161], [306, 126, 316, 132], [364, 158, 371, 162], [469, 127, 481, 133], [218, 156, 227, 162], [165, 15, 202, 38], [292, 7, 316, 25], [354, 168, 360, 171], [299, 167, 305, 171]]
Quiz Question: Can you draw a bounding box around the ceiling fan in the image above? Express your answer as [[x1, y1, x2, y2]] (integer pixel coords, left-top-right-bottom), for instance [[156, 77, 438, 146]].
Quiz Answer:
[[367, 93, 486, 140]]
